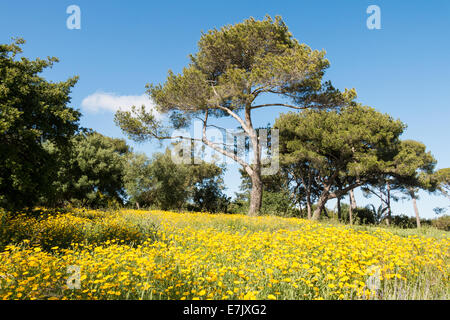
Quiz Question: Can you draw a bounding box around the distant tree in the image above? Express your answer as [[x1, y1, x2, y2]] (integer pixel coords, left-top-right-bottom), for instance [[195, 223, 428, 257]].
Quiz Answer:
[[124, 153, 152, 209], [191, 176, 230, 213], [259, 190, 298, 217], [0, 39, 81, 211], [123, 152, 153, 209], [391, 140, 436, 228], [124, 149, 224, 211], [430, 168, 450, 221], [274, 105, 405, 221], [362, 182, 399, 225], [44, 132, 130, 207], [363, 140, 436, 228], [431, 214, 450, 231], [366, 204, 389, 225], [115, 16, 355, 216], [433, 168, 450, 200], [433, 207, 447, 215]]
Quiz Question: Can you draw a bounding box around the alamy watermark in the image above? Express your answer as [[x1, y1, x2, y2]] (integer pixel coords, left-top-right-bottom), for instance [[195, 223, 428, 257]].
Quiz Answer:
[[65, 5, 381, 31], [66, 5, 81, 30], [366, 5, 381, 30], [67, 265, 81, 289], [170, 120, 279, 176], [365, 265, 381, 299]]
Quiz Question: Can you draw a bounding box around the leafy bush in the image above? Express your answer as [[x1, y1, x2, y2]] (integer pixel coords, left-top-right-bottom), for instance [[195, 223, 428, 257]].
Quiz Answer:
[[260, 191, 299, 217], [227, 191, 299, 217], [353, 207, 376, 225], [431, 215, 450, 231], [391, 215, 416, 229], [190, 179, 230, 213]]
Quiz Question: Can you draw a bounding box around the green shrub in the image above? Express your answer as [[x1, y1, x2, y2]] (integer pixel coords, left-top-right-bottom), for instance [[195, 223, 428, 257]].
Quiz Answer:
[[391, 215, 416, 229], [259, 191, 299, 217], [431, 215, 450, 231], [353, 207, 376, 225]]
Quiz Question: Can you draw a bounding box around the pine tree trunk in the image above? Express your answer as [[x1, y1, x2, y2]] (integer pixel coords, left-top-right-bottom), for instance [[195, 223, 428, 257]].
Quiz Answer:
[[306, 195, 312, 219], [349, 202, 353, 225], [337, 197, 341, 221], [411, 192, 421, 228], [349, 189, 357, 209], [300, 172, 312, 219], [312, 192, 329, 220], [322, 206, 329, 218], [386, 182, 392, 226], [348, 189, 356, 225], [312, 182, 335, 220], [246, 107, 262, 217], [248, 172, 262, 216]]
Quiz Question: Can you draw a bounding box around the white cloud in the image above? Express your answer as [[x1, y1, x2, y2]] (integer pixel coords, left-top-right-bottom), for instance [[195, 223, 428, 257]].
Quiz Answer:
[[81, 91, 158, 115]]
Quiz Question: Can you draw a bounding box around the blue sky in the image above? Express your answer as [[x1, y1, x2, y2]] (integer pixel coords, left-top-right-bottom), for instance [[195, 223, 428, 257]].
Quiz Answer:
[[1, 0, 449, 218]]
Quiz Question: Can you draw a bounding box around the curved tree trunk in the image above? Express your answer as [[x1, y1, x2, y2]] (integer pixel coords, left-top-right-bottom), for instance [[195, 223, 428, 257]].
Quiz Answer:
[[312, 192, 329, 220], [312, 181, 335, 220]]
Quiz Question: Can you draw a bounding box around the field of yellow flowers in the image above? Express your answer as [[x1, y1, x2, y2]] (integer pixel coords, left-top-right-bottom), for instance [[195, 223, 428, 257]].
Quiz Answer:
[[0, 208, 448, 300]]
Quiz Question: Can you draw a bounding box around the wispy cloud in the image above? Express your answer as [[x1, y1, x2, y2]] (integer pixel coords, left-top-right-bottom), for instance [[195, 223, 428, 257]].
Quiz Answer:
[[81, 91, 158, 115]]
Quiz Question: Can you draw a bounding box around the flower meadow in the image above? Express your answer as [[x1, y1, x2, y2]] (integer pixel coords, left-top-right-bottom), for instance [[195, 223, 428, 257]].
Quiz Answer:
[[0, 209, 448, 300]]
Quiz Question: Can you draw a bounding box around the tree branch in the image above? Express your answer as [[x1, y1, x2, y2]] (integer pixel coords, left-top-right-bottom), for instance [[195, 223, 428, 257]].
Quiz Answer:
[[201, 110, 253, 174], [328, 182, 364, 200], [250, 103, 309, 110], [209, 84, 251, 133], [363, 187, 387, 204]]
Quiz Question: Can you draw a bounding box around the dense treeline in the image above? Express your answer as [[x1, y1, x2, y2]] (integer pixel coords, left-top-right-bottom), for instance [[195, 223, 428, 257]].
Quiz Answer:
[[0, 39, 80, 211], [1, 18, 449, 230], [0, 39, 227, 213], [41, 132, 228, 212]]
